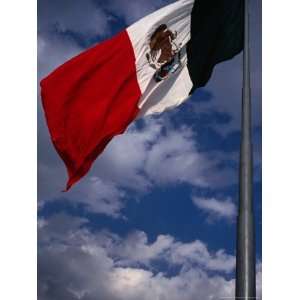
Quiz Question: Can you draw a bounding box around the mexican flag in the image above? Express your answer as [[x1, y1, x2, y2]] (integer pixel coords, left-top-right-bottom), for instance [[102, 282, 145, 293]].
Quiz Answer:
[[40, 0, 244, 190]]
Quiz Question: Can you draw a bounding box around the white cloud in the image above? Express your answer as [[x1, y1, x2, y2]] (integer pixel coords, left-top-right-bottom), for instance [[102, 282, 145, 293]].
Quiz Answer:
[[192, 196, 237, 221], [110, 231, 175, 266], [144, 125, 211, 187], [38, 172, 126, 218], [38, 114, 241, 217], [92, 116, 225, 191], [68, 177, 126, 217], [38, 213, 238, 300], [109, 267, 235, 300], [102, 229, 236, 274], [169, 240, 236, 273], [90, 117, 164, 192], [38, 212, 263, 300]]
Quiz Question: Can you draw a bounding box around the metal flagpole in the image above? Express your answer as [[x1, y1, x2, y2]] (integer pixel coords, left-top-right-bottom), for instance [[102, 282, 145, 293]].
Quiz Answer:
[[235, 0, 256, 299]]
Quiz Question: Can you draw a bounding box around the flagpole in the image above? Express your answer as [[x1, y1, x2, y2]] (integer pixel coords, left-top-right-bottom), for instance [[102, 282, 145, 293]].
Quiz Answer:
[[235, 0, 256, 299]]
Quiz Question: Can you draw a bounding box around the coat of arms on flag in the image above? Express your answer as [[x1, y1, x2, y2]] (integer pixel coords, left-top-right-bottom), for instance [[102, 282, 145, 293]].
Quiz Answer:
[[146, 24, 183, 82]]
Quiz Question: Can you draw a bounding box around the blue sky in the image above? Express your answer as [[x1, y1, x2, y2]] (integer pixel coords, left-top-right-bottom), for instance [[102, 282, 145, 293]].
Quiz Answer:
[[38, 1, 261, 299]]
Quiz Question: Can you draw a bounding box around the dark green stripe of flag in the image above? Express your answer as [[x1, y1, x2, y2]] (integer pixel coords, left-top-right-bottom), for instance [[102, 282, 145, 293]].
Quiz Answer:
[[187, 0, 244, 92]]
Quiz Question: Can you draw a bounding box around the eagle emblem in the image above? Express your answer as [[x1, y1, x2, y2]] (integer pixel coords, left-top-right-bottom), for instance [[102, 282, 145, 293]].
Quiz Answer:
[[146, 24, 183, 82]]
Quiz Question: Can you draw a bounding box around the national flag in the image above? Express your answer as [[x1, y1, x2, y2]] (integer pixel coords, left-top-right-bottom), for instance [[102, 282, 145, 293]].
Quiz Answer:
[[40, 0, 244, 190]]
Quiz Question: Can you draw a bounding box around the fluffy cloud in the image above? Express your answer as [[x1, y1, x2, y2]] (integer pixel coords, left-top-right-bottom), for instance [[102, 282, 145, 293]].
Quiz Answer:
[[38, 214, 262, 300], [109, 268, 235, 300], [106, 230, 235, 273], [143, 125, 211, 187], [169, 240, 236, 273], [108, 231, 175, 266], [96, 118, 214, 189], [192, 197, 237, 221], [68, 177, 126, 217], [38, 116, 239, 217], [38, 214, 237, 300]]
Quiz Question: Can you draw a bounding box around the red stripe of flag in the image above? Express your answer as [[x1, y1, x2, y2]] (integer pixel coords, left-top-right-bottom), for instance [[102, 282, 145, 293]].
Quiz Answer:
[[40, 30, 141, 191]]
